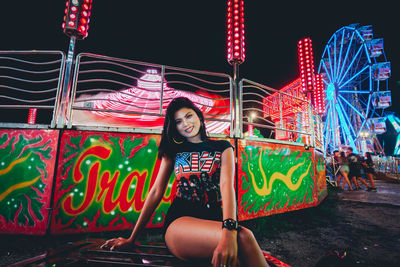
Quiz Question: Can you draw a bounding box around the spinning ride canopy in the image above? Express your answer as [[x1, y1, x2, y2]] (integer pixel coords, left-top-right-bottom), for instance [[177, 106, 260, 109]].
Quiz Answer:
[[318, 24, 391, 154], [72, 69, 231, 134]]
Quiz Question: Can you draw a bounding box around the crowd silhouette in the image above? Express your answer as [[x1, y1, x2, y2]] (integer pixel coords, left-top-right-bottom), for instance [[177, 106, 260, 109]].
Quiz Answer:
[[332, 148, 377, 191]]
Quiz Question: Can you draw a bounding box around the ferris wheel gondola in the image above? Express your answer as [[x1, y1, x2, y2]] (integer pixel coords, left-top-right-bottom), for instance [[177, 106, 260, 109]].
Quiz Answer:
[[318, 24, 391, 154]]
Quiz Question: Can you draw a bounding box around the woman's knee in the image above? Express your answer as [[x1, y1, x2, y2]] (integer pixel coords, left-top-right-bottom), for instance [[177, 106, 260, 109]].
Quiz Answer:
[[238, 226, 257, 246]]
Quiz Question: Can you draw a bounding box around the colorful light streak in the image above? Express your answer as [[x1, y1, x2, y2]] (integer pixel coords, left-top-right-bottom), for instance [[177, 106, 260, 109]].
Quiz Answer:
[[74, 69, 231, 134]]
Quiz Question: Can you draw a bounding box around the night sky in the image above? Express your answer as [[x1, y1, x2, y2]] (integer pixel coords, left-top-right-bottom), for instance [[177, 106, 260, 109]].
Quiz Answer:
[[1, 0, 399, 153]]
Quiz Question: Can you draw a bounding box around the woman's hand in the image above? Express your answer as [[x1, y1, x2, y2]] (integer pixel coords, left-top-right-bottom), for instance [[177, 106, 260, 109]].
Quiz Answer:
[[100, 237, 135, 251], [211, 230, 238, 267]]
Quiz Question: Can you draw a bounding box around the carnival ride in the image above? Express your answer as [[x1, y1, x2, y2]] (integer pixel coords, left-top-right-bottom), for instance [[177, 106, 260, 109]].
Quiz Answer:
[[317, 24, 392, 155], [387, 114, 400, 155], [0, 0, 326, 244]]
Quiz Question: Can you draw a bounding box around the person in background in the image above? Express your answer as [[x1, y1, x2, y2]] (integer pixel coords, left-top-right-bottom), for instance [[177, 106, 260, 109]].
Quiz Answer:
[[337, 151, 353, 190], [363, 152, 377, 191], [347, 147, 370, 190], [333, 150, 342, 186]]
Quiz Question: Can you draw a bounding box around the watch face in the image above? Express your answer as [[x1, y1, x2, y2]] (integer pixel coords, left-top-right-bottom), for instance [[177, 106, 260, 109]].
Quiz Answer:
[[223, 219, 237, 230]]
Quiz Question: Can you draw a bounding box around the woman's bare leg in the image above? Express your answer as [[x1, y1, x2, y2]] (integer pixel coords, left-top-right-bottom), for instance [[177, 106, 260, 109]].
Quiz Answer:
[[342, 173, 353, 190], [351, 177, 359, 189], [336, 174, 342, 187], [165, 216, 268, 266], [367, 173, 376, 188], [357, 177, 370, 189]]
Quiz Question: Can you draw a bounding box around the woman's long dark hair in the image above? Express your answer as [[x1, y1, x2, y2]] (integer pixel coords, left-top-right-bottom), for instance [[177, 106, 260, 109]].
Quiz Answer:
[[158, 97, 208, 159]]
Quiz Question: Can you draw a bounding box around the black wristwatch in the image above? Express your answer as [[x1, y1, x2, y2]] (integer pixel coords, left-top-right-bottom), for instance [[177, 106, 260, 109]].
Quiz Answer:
[[222, 218, 238, 230]]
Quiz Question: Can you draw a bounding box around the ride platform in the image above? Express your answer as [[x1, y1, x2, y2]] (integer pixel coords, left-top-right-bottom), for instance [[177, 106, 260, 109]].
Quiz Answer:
[[9, 239, 291, 267]]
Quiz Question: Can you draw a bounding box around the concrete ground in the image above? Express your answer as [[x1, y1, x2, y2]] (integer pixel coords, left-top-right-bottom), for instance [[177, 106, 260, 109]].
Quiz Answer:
[[338, 179, 400, 206]]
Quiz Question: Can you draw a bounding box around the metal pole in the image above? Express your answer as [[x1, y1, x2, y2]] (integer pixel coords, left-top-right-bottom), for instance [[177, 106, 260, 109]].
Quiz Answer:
[[309, 104, 315, 147], [233, 63, 241, 138], [57, 36, 76, 128], [159, 65, 165, 115]]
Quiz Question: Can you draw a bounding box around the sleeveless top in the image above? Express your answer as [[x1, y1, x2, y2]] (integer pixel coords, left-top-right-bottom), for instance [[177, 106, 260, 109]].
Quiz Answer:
[[173, 139, 233, 205]]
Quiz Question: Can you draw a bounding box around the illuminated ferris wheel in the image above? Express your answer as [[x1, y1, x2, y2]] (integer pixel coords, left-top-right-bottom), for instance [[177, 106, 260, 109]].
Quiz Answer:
[[318, 24, 391, 153]]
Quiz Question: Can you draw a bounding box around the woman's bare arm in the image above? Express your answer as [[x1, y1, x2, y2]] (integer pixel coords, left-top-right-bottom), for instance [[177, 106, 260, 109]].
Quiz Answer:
[[128, 155, 174, 241], [212, 147, 238, 266], [101, 155, 174, 250]]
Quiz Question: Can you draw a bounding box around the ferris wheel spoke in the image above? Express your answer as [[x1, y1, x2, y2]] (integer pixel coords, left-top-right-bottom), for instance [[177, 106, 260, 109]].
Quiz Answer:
[[337, 31, 355, 83], [335, 29, 345, 78], [335, 104, 351, 144], [363, 43, 372, 64], [337, 99, 357, 137], [333, 34, 337, 79], [322, 78, 330, 86], [335, 103, 357, 148], [321, 60, 333, 83], [323, 102, 332, 132], [338, 95, 364, 118], [338, 44, 364, 85], [339, 65, 369, 88], [364, 92, 372, 119], [357, 121, 368, 139], [323, 108, 331, 151], [326, 43, 336, 82], [339, 90, 370, 94]]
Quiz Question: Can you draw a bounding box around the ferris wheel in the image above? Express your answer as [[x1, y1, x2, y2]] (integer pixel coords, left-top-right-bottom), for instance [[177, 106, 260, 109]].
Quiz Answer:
[[318, 23, 391, 154]]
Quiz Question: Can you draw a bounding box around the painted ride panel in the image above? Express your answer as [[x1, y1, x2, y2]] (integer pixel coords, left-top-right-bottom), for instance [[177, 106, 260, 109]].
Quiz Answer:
[[237, 139, 327, 221], [0, 129, 326, 235], [51, 130, 174, 234], [0, 129, 59, 235]]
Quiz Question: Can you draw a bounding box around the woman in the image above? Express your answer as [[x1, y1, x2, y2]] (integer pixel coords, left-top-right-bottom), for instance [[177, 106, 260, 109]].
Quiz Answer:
[[338, 151, 353, 190], [101, 97, 268, 267], [363, 152, 377, 191]]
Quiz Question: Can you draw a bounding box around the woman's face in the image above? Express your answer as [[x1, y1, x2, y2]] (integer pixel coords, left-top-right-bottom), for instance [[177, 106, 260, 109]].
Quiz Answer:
[[174, 107, 202, 143]]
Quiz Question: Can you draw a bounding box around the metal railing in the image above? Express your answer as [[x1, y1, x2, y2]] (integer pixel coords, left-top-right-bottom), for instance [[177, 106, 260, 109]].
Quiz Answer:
[[0, 51, 65, 127], [373, 155, 400, 177], [0, 50, 324, 150], [65, 53, 233, 136], [240, 78, 323, 149]]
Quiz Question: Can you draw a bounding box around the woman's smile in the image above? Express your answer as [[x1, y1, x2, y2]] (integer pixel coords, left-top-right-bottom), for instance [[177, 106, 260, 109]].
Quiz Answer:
[[184, 126, 194, 133]]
